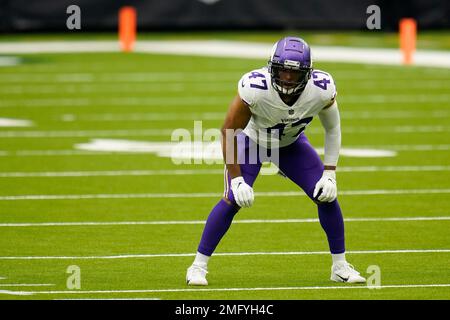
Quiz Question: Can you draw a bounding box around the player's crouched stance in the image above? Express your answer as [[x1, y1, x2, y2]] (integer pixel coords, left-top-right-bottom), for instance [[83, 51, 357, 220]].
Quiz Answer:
[[187, 37, 366, 286]]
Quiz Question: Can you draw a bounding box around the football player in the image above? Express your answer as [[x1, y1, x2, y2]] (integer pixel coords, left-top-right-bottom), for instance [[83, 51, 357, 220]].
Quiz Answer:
[[186, 36, 366, 285]]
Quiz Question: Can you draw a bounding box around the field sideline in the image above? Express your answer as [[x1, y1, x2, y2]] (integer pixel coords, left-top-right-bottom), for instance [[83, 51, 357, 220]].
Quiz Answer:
[[0, 33, 449, 300]]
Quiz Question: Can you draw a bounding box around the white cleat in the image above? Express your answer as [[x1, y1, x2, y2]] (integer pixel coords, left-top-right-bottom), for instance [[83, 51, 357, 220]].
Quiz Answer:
[[186, 265, 208, 286], [331, 261, 366, 283]]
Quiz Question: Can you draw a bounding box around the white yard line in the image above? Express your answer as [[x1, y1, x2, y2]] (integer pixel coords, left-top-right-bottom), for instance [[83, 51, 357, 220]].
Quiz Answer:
[[85, 112, 450, 121], [0, 83, 232, 95], [0, 41, 120, 54], [0, 40, 449, 68], [0, 95, 449, 108], [382, 144, 450, 151], [0, 118, 33, 127], [0, 82, 448, 95], [0, 283, 450, 300], [0, 166, 448, 178], [0, 129, 175, 138], [0, 144, 448, 157], [337, 165, 450, 172], [0, 249, 448, 261], [56, 298, 161, 300], [311, 126, 450, 133], [0, 216, 448, 228], [0, 189, 449, 201], [342, 95, 450, 104], [0, 290, 33, 296], [0, 72, 241, 82], [4, 283, 449, 296], [0, 169, 224, 177], [58, 110, 448, 122], [0, 150, 110, 157], [0, 125, 448, 138], [0, 96, 229, 108], [0, 73, 447, 83], [61, 112, 226, 122], [0, 284, 54, 287]]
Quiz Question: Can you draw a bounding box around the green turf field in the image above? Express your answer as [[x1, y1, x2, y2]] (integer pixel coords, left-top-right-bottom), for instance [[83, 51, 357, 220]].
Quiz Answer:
[[0, 34, 449, 300]]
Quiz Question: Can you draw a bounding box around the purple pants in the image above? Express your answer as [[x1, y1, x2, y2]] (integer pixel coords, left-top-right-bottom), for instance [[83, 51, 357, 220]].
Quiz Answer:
[[198, 134, 345, 255]]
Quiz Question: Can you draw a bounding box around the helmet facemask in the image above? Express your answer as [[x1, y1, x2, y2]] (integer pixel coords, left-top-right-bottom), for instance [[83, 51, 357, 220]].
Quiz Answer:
[[268, 61, 312, 95]]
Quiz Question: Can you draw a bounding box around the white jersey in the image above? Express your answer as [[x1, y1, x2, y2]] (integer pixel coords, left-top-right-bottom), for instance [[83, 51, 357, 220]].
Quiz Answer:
[[238, 67, 337, 148]]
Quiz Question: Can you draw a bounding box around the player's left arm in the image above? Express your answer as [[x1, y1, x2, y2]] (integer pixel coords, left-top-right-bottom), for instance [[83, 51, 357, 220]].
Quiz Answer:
[[313, 97, 341, 203], [319, 98, 341, 170]]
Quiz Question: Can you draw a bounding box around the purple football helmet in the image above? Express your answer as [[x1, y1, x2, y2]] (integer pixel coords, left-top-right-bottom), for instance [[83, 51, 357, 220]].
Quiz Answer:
[[268, 37, 312, 95]]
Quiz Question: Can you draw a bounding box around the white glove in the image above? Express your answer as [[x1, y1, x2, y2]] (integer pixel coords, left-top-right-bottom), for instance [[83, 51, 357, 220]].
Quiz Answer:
[[230, 176, 254, 208], [313, 170, 337, 203]]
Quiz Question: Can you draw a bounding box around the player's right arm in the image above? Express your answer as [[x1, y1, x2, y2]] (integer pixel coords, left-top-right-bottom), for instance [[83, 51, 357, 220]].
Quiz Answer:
[[221, 94, 254, 207], [221, 94, 251, 178]]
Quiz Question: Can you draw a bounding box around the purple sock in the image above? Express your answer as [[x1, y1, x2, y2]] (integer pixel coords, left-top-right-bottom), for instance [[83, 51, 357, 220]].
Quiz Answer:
[[317, 201, 345, 254], [197, 199, 239, 256]]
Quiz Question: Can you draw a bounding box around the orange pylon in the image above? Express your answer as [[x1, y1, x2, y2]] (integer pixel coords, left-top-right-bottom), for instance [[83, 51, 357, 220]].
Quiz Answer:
[[399, 18, 417, 65], [119, 7, 137, 52]]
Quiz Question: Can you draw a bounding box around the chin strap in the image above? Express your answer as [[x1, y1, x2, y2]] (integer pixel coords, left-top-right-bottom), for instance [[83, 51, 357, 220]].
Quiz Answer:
[[274, 82, 305, 95]]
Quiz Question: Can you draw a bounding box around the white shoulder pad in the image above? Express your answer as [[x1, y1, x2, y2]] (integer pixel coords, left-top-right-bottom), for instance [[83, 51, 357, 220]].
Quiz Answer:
[[311, 69, 337, 105], [237, 68, 270, 107]]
